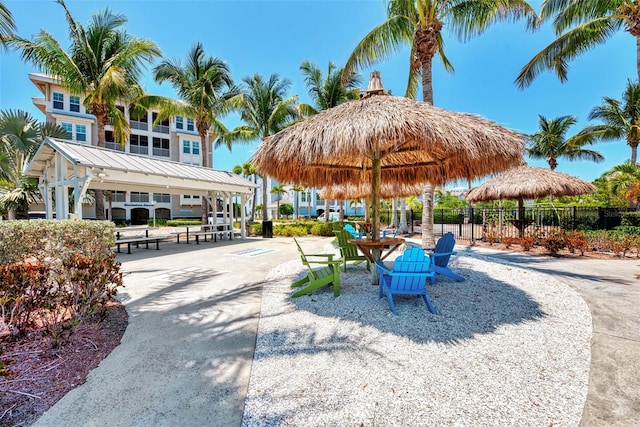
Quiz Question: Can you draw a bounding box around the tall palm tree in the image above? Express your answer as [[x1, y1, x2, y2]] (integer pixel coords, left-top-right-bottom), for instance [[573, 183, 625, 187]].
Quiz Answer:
[[154, 42, 240, 223], [0, 109, 69, 219], [270, 184, 287, 219], [527, 114, 604, 170], [290, 184, 306, 219], [300, 60, 362, 224], [7, 0, 161, 219], [580, 80, 640, 166], [516, 0, 640, 88], [235, 74, 299, 220], [233, 161, 258, 220], [0, 1, 16, 46], [344, 0, 536, 246]]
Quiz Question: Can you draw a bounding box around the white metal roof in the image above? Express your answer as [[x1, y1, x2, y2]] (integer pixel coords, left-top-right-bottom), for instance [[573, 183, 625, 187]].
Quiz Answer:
[[26, 138, 256, 196]]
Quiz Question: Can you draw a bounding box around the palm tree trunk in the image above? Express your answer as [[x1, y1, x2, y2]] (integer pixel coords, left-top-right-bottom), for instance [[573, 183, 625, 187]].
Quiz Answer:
[[399, 198, 408, 233], [324, 199, 330, 221], [421, 55, 436, 247], [307, 190, 311, 219], [94, 112, 107, 220], [631, 142, 638, 167], [200, 130, 209, 224], [251, 174, 257, 221]]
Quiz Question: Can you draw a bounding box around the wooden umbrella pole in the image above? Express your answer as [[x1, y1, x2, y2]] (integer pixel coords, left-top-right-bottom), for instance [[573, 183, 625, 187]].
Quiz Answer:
[[371, 155, 381, 243]]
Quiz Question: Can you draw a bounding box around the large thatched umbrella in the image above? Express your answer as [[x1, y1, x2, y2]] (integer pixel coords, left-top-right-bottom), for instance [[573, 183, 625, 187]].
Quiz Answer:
[[253, 72, 525, 249], [465, 165, 597, 236]]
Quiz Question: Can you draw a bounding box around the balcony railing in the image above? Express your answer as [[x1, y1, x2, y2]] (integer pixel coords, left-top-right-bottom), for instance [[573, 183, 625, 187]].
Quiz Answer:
[[105, 141, 124, 151], [152, 124, 170, 134], [152, 147, 170, 157], [130, 120, 148, 131], [129, 145, 148, 155]]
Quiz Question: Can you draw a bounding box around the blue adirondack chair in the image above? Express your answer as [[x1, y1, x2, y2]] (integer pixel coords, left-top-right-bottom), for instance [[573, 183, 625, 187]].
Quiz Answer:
[[426, 232, 465, 285], [375, 248, 437, 315]]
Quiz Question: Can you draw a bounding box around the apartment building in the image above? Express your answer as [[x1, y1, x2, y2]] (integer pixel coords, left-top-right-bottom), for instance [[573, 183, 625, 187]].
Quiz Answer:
[[30, 73, 216, 223]]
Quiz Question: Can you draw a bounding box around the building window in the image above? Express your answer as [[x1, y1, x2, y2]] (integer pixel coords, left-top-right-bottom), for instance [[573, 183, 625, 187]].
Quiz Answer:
[[181, 139, 200, 165], [180, 194, 201, 205], [112, 191, 126, 202], [76, 124, 86, 142], [187, 118, 194, 131], [152, 137, 170, 157], [105, 131, 123, 151], [69, 95, 80, 112], [176, 116, 183, 130], [61, 122, 73, 138], [152, 112, 170, 133], [53, 92, 64, 110], [130, 109, 148, 131], [130, 192, 149, 203], [130, 134, 149, 155], [153, 193, 170, 203]]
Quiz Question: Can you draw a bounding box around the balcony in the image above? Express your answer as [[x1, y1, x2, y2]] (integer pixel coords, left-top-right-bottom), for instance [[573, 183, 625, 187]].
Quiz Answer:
[[152, 147, 170, 157], [105, 141, 124, 152], [130, 120, 148, 131], [152, 124, 170, 134]]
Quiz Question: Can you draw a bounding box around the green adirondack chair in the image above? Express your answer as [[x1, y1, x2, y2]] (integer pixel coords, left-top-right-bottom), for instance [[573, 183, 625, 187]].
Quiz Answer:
[[291, 238, 342, 297], [334, 230, 370, 272]]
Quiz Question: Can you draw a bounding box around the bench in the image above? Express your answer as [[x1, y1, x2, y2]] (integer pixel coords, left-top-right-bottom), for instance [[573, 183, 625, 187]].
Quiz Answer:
[[171, 226, 234, 244], [114, 235, 167, 254]]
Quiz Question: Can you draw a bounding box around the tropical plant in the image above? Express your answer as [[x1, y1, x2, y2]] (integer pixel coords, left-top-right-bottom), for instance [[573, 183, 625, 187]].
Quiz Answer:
[[0, 1, 16, 45], [344, 0, 536, 246], [290, 185, 306, 219], [527, 114, 604, 170], [435, 189, 468, 209], [0, 109, 69, 219], [601, 162, 640, 205], [270, 184, 287, 219], [154, 41, 240, 223], [7, 0, 161, 219], [234, 74, 299, 220], [516, 0, 640, 88], [233, 161, 258, 220], [580, 80, 640, 165]]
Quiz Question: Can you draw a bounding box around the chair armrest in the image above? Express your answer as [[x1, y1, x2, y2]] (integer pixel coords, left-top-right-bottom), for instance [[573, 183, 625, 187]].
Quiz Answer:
[[306, 253, 335, 259], [430, 251, 456, 258], [387, 271, 433, 278], [307, 259, 341, 266], [375, 260, 392, 274]]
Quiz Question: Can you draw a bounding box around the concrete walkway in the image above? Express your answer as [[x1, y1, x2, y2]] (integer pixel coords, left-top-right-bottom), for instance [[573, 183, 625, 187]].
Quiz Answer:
[[33, 236, 639, 426]]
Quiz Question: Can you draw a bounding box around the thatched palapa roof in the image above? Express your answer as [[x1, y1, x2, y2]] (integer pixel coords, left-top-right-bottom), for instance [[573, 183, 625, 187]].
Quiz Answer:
[[252, 95, 525, 188], [319, 182, 424, 200], [465, 165, 596, 203]]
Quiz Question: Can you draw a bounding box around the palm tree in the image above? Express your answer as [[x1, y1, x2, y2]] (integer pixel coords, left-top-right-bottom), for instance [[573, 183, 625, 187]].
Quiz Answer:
[[580, 80, 640, 166], [290, 185, 306, 219], [527, 114, 604, 170], [7, 0, 161, 219], [270, 184, 287, 219], [516, 1, 640, 88], [300, 60, 362, 224], [601, 162, 640, 206], [154, 41, 240, 223], [235, 74, 299, 220], [0, 1, 16, 45], [344, 0, 536, 246], [0, 109, 69, 219], [233, 161, 258, 221]]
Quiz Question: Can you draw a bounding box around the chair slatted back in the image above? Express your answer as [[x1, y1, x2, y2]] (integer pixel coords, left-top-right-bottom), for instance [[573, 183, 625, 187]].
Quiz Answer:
[[390, 248, 431, 292], [334, 230, 360, 257], [433, 232, 456, 267], [293, 238, 314, 273]]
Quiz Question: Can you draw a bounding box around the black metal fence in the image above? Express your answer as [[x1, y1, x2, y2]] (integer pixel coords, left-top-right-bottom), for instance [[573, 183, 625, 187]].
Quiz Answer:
[[379, 207, 633, 242]]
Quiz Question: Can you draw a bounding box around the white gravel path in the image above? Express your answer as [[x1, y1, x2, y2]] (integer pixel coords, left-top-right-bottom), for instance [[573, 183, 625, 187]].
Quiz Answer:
[[242, 245, 591, 427]]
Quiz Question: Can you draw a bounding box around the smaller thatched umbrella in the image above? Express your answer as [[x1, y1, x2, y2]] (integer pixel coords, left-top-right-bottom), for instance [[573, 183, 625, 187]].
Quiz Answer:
[[465, 165, 596, 236]]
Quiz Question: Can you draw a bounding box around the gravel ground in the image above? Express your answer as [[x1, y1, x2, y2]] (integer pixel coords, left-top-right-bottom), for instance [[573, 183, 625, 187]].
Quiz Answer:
[[242, 245, 591, 427]]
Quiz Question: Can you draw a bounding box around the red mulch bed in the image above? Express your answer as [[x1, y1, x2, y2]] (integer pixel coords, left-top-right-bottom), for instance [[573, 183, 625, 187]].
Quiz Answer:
[[0, 302, 127, 426]]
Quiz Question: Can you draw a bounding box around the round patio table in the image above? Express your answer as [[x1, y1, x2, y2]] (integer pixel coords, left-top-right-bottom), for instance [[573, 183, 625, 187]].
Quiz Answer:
[[348, 237, 406, 285]]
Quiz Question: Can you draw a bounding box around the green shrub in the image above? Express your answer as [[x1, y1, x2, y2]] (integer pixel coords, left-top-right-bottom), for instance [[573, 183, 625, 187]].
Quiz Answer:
[[621, 211, 640, 227], [273, 224, 308, 237], [166, 219, 202, 226], [0, 220, 122, 337], [147, 218, 168, 227], [310, 222, 335, 236], [251, 222, 262, 236]]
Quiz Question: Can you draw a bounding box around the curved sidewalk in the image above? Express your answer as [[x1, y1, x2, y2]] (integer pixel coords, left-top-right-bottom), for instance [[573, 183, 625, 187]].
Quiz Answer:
[[33, 237, 639, 426]]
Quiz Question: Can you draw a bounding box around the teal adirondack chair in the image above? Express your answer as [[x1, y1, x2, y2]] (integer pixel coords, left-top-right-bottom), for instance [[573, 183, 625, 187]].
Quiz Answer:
[[291, 238, 342, 297], [375, 248, 437, 315], [426, 232, 465, 285], [334, 230, 370, 272], [342, 224, 362, 238]]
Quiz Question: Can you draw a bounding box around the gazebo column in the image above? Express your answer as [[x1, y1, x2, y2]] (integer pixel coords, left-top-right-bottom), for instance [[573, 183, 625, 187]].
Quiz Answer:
[[54, 152, 68, 220]]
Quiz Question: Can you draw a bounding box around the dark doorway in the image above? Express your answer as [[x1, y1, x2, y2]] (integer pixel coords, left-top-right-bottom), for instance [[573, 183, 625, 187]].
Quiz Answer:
[[131, 208, 149, 225]]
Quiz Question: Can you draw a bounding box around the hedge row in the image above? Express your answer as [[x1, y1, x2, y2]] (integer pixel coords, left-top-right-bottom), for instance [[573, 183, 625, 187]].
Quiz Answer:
[[0, 220, 123, 338]]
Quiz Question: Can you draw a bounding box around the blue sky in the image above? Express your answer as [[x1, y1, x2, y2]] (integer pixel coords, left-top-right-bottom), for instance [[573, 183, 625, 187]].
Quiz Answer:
[[0, 0, 635, 185]]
